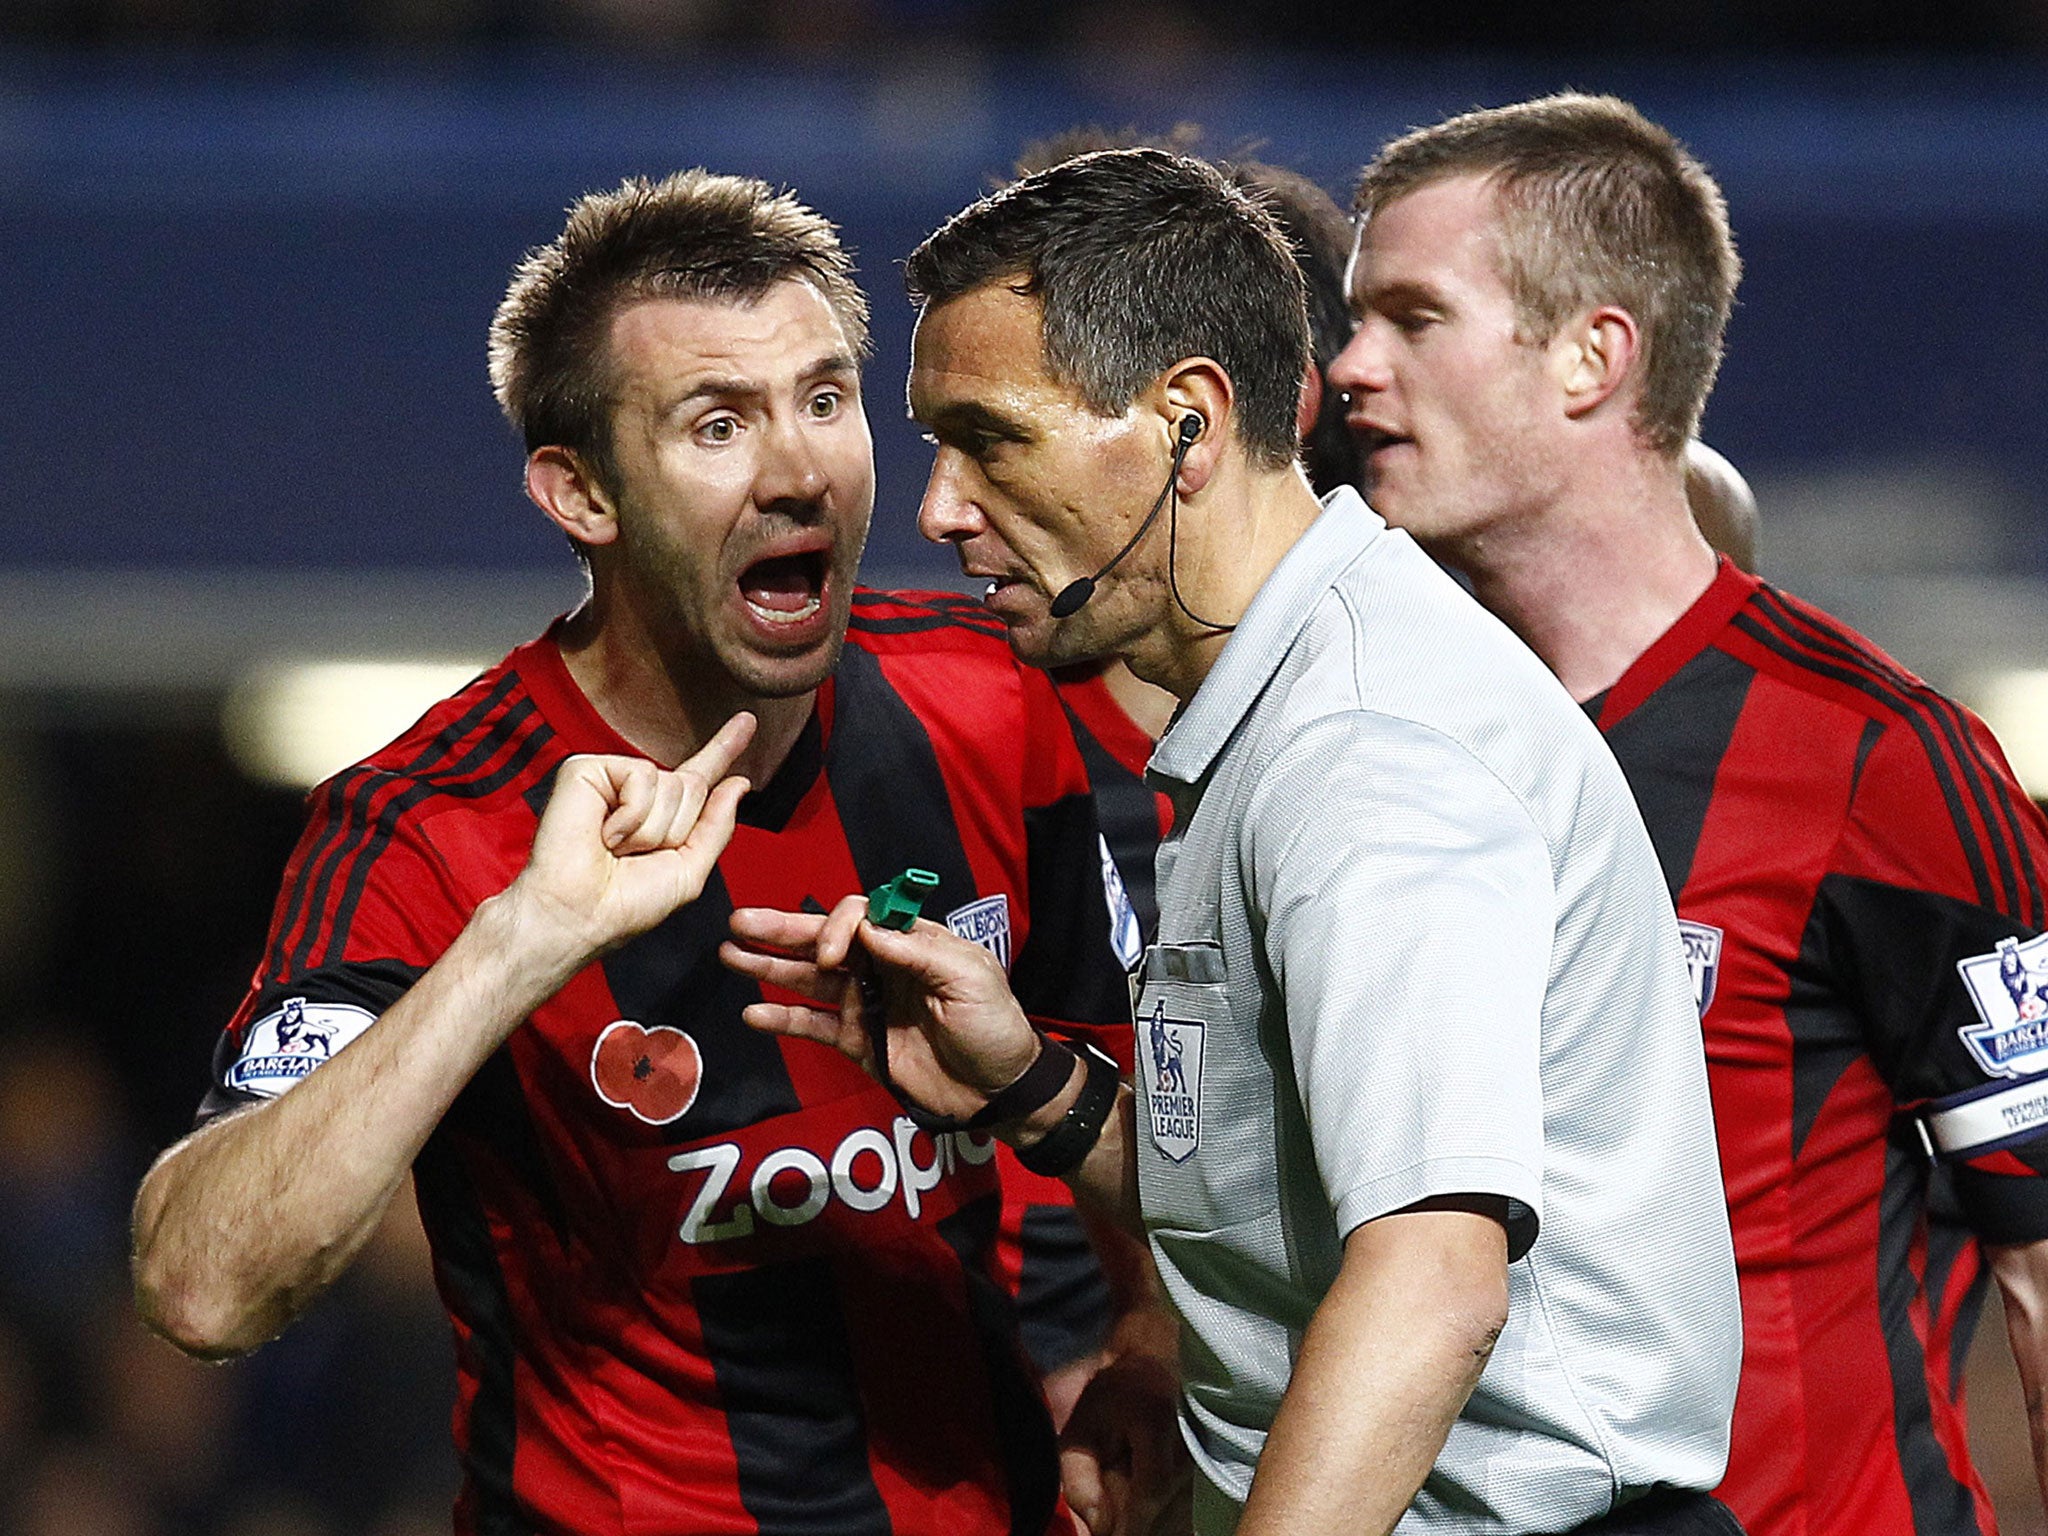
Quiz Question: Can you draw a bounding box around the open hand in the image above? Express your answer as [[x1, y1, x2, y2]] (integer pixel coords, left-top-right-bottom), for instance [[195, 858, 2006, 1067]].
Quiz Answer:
[[722, 894, 1041, 1122]]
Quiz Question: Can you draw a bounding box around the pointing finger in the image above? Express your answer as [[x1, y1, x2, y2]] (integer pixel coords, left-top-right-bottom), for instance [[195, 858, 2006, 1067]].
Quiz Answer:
[[686, 711, 758, 783], [667, 776, 750, 902]]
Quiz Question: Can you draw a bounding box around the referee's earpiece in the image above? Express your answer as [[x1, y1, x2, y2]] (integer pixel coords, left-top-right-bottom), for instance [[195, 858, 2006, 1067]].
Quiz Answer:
[[1177, 412, 1204, 448]]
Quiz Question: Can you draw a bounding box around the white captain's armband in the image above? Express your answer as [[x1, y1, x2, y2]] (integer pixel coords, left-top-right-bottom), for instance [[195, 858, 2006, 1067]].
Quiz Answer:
[[1918, 1072, 2048, 1161], [225, 997, 377, 1098]]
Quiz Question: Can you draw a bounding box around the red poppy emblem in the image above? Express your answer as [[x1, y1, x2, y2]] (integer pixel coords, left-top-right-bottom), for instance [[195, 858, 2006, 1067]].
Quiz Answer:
[[590, 1021, 702, 1125]]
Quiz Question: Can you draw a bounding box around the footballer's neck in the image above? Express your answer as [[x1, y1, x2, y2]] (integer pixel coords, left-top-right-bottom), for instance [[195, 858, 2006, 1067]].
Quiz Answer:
[[1439, 447, 1718, 705], [556, 596, 817, 789]]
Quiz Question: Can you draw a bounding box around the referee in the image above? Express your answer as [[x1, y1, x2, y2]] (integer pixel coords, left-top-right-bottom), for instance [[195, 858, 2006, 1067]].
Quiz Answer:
[[726, 148, 1743, 1536]]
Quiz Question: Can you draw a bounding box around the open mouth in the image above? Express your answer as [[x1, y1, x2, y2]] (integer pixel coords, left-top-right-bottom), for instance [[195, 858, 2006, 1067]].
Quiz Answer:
[[739, 550, 827, 625]]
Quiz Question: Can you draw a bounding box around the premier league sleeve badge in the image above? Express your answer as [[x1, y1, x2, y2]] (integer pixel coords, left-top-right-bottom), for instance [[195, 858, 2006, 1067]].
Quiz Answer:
[[1957, 933, 2048, 1079]]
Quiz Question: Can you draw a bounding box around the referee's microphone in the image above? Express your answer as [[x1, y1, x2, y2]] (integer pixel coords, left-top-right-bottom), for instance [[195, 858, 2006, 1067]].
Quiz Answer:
[[1047, 412, 1204, 619]]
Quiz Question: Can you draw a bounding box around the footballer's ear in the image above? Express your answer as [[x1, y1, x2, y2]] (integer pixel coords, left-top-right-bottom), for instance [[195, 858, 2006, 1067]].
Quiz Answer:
[[1556, 305, 1642, 421], [526, 446, 619, 547]]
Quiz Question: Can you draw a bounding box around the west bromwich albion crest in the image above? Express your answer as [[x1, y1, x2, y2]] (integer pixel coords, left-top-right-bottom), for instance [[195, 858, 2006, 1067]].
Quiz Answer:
[[1958, 933, 2048, 1079], [1142, 999, 1204, 1163], [946, 894, 1012, 969], [226, 996, 376, 1097], [1678, 920, 1724, 1018]]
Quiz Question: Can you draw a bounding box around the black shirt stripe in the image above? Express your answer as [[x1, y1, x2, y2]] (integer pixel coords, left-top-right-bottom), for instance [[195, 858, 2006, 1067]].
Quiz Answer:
[[1601, 645, 1756, 905], [600, 864, 805, 1144], [825, 645, 985, 943], [1877, 1139, 1987, 1536], [692, 1258, 893, 1536], [415, 1044, 555, 1536], [937, 1195, 1060, 1536]]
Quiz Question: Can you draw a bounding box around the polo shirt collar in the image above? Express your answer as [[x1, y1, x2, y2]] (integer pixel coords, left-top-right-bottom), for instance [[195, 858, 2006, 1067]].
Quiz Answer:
[[1149, 486, 1384, 788]]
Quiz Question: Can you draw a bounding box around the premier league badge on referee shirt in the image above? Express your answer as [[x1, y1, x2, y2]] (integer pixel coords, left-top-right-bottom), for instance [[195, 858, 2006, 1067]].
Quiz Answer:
[[1959, 933, 2048, 1078], [1143, 1000, 1203, 1163], [226, 996, 376, 1097]]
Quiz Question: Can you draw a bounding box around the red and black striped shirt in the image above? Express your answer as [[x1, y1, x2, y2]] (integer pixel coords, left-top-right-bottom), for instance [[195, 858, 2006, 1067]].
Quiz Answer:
[[1594, 559, 2048, 1536], [204, 592, 1137, 1536]]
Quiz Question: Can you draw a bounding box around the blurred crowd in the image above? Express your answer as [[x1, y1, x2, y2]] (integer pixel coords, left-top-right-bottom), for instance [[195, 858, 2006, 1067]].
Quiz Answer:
[[3, 0, 2047, 53], [0, 723, 457, 1536]]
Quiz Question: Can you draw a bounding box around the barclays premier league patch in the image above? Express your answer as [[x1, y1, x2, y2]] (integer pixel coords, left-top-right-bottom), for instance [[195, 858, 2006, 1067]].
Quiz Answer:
[[1141, 999, 1204, 1163], [226, 997, 376, 1097], [1958, 934, 2048, 1079], [946, 894, 1012, 970], [1678, 920, 1724, 1018]]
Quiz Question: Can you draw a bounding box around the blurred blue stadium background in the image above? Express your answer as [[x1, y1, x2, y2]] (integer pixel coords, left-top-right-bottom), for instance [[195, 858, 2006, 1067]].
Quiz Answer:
[[5, 54, 2045, 582]]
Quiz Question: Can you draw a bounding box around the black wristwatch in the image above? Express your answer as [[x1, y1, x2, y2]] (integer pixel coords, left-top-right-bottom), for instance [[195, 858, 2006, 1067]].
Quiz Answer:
[[969, 1032, 1080, 1130], [1015, 1040, 1121, 1178]]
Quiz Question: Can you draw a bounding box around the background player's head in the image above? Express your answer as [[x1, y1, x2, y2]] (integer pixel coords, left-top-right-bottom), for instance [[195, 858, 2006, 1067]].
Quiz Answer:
[[489, 170, 875, 703], [904, 147, 1310, 667], [1330, 93, 1741, 550], [1013, 127, 1364, 497], [1685, 439, 1760, 572]]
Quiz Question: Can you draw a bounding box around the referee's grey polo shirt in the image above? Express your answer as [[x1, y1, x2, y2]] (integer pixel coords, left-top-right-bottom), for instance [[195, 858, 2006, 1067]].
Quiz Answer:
[[1135, 489, 1739, 1535]]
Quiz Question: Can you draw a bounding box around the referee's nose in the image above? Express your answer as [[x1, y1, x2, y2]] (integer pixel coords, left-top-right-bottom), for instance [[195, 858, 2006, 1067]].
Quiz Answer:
[[917, 446, 987, 549]]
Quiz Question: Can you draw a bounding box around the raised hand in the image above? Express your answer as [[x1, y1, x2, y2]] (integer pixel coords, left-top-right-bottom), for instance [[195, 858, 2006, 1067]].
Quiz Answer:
[[509, 712, 756, 966], [722, 894, 1042, 1123]]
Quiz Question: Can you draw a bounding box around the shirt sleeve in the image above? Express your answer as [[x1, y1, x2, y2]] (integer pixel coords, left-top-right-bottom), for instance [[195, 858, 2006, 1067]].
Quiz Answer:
[[1247, 711, 1550, 1254], [1816, 700, 2048, 1241], [199, 771, 472, 1124]]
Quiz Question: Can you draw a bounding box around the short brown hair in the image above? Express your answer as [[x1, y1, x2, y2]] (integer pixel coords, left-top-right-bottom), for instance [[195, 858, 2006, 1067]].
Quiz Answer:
[[1011, 127, 1362, 494], [1356, 93, 1739, 454], [906, 148, 1309, 471], [488, 169, 869, 487]]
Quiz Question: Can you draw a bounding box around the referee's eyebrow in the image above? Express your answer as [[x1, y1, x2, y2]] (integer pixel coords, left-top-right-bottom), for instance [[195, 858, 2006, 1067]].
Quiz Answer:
[[915, 399, 1033, 445]]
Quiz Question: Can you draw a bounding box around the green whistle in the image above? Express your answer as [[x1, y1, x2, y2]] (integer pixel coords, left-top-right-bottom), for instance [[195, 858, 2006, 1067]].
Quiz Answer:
[[867, 868, 941, 931]]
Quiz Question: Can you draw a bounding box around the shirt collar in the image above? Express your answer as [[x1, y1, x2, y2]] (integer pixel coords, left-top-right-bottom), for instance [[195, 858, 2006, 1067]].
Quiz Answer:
[[1148, 486, 1384, 788], [1591, 555, 1759, 731]]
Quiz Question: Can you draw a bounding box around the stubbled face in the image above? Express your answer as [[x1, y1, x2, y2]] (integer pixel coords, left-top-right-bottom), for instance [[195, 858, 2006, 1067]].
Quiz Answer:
[[1326, 174, 1565, 554], [908, 281, 1169, 669], [599, 281, 873, 700]]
